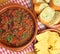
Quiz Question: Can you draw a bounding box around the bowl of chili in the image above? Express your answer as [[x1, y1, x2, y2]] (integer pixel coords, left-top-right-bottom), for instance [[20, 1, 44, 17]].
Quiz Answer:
[[0, 3, 37, 51]]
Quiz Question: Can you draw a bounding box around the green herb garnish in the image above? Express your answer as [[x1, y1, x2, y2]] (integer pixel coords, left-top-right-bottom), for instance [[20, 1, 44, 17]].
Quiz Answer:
[[17, 18, 21, 23], [22, 33, 27, 38], [21, 14, 25, 20], [0, 28, 2, 32], [8, 20, 11, 24], [22, 23, 29, 30], [16, 12, 19, 17], [14, 17, 17, 21], [7, 34, 14, 42]]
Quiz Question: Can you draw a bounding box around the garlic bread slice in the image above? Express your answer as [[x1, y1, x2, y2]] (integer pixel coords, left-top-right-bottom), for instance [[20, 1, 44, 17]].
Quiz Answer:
[[34, 3, 49, 14], [38, 7, 55, 24], [47, 11, 60, 26], [50, 0, 60, 10]]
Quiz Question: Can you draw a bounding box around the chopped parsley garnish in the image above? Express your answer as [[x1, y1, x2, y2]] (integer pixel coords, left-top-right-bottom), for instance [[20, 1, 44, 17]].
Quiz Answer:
[[7, 34, 14, 42]]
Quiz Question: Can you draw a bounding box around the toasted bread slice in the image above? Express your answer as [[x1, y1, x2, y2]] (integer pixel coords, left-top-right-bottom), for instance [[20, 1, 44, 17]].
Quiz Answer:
[[38, 7, 55, 24], [34, 3, 49, 14], [53, 0, 60, 6], [33, 0, 44, 4], [50, 0, 60, 10], [47, 11, 60, 26], [49, 11, 60, 25], [44, 0, 50, 3]]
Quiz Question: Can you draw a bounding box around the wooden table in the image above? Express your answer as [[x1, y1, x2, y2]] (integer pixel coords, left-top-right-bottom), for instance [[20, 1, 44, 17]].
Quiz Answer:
[[0, 0, 36, 54]]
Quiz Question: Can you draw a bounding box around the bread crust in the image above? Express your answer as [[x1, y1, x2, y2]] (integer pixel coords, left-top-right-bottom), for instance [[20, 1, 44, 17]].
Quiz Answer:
[[33, 0, 44, 4], [44, 0, 50, 3], [38, 7, 55, 24], [34, 3, 42, 14], [49, 0, 60, 10], [45, 11, 60, 27], [34, 3, 48, 14], [38, 16, 50, 25]]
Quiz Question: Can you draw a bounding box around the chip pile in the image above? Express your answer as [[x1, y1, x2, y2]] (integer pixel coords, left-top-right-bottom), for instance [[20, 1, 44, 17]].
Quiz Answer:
[[34, 31, 60, 54]]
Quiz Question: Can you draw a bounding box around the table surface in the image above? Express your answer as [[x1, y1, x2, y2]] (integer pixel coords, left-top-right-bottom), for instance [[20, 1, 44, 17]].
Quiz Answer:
[[0, 0, 36, 54]]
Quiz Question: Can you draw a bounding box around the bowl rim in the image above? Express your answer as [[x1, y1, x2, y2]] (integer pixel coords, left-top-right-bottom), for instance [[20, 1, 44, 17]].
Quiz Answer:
[[0, 3, 38, 51], [38, 29, 60, 34], [48, 24, 60, 28]]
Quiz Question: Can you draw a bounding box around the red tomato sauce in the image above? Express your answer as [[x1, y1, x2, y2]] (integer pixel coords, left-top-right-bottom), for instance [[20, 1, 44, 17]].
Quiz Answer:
[[0, 8, 35, 47]]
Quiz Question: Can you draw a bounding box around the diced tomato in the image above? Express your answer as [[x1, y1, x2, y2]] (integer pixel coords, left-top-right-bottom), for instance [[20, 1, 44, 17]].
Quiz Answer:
[[19, 27, 23, 30], [1, 25, 5, 29], [12, 11, 15, 16], [25, 19, 30, 25], [19, 26, 25, 31], [0, 26, 1, 28], [1, 34, 5, 38], [11, 37, 17, 44], [4, 16, 8, 21], [26, 15, 29, 18], [17, 31, 21, 36]]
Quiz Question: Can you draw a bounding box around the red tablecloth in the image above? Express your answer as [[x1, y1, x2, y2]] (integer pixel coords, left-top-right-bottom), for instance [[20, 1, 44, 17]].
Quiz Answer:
[[0, 0, 45, 54]]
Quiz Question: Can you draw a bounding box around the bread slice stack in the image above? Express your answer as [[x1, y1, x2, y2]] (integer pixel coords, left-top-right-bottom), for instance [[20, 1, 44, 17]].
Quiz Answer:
[[33, 0, 60, 27], [38, 7, 60, 26], [38, 7, 55, 24]]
